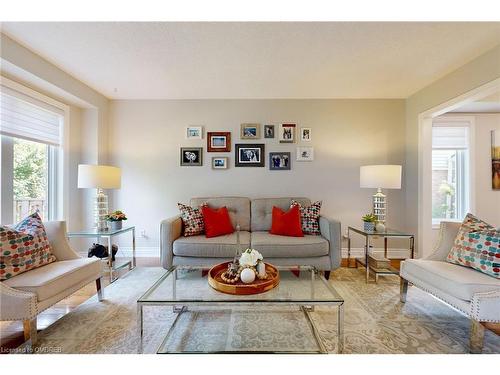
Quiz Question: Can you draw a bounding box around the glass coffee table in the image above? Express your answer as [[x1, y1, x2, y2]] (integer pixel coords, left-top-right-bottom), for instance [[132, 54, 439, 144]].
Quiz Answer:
[[137, 265, 344, 354]]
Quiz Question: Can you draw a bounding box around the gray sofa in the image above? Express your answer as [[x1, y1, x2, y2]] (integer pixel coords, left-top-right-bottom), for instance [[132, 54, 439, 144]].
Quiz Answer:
[[160, 197, 341, 275]]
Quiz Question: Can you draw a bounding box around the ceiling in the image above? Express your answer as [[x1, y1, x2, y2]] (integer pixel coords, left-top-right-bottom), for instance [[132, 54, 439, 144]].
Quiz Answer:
[[450, 92, 500, 113], [1, 22, 500, 99]]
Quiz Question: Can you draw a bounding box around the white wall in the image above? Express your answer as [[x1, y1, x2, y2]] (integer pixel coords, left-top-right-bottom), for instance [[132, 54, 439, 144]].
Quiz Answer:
[[109, 99, 406, 254], [430, 113, 500, 245]]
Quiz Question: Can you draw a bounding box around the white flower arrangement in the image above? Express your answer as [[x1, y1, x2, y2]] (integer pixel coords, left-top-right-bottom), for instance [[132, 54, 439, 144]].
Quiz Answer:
[[239, 248, 263, 267]]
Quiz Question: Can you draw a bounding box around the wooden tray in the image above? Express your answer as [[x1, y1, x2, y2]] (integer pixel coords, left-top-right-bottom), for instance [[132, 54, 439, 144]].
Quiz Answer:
[[208, 262, 280, 295]]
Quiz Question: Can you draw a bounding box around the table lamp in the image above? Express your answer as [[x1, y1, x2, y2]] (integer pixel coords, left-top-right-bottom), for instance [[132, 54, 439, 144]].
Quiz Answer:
[[78, 164, 121, 231], [360, 165, 402, 225]]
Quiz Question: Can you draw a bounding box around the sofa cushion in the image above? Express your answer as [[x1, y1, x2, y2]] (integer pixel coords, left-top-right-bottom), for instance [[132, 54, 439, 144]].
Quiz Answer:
[[3, 258, 101, 302], [178, 202, 207, 237], [251, 231, 328, 257], [251, 197, 311, 231], [173, 231, 251, 258], [270, 205, 304, 237], [402, 259, 500, 301], [202, 205, 234, 238], [291, 200, 322, 235], [191, 197, 250, 231]]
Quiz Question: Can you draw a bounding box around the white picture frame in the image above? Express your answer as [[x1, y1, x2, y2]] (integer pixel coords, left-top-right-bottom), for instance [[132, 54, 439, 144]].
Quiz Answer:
[[300, 127, 312, 142], [212, 157, 228, 169], [296, 147, 314, 161], [279, 123, 296, 143], [186, 126, 203, 139]]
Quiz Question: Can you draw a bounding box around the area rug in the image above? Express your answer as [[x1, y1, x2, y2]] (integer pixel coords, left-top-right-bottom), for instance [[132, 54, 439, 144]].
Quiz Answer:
[[35, 267, 499, 354]]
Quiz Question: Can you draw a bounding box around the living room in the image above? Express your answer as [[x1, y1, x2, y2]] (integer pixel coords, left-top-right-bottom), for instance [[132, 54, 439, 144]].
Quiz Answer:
[[1, 0, 499, 372]]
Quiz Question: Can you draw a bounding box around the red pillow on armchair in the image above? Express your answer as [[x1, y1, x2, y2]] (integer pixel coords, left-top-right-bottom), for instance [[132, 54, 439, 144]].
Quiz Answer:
[[201, 205, 234, 238], [270, 205, 304, 237]]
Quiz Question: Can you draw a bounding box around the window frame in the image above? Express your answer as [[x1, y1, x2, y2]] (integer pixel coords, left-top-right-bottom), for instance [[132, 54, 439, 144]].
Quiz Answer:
[[431, 116, 475, 228], [0, 76, 69, 224]]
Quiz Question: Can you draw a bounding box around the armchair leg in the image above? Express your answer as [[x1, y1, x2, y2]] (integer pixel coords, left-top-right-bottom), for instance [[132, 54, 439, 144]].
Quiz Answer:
[[96, 277, 104, 301], [400, 277, 408, 303], [23, 318, 37, 346], [470, 319, 485, 354], [324, 271, 331, 280]]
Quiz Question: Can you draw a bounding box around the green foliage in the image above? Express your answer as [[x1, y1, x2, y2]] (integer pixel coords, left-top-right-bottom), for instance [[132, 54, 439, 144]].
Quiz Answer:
[[13, 139, 47, 199], [362, 213, 377, 222]]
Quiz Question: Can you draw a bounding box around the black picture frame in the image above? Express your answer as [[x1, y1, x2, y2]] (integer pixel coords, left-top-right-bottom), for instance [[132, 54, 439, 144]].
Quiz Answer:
[[269, 152, 291, 170], [180, 147, 203, 166], [264, 125, 275, 139], [235, 144, 265, 167]]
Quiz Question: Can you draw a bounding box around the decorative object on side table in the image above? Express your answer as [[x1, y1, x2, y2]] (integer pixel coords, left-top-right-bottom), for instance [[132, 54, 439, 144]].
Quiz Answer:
[[78, 164, 122, 231], [362, 213, 376, 232], [207, 131, 231, 152], [180, 147, 203, 166], [360, 164, 402, 224], [105, 210, 127, 231]]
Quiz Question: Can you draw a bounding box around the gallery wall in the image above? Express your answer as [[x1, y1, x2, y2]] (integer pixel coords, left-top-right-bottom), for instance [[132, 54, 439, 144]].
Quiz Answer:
[[108, 99, 406, 254]]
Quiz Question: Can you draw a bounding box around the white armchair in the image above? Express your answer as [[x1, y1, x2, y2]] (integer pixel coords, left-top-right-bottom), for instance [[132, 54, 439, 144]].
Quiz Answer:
[[400, 221, 500, 353], [0, 221, 103, 347]]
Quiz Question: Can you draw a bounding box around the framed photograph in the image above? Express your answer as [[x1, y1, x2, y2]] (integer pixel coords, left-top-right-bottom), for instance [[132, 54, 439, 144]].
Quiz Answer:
[[269, 152, 291, 170], [296, 147, 314, 162], [212, 156, 228, 169], [279, 123, 296, 143], [180, 147, 203, 166], [186, 126, 203, 139], [492, 130, 500, 190], [240, 123, 261, 139], [207, 132, 231, 152], [264, 125, 275, 139], [235, 144, 265, 167], [300, 127, 312, 142]]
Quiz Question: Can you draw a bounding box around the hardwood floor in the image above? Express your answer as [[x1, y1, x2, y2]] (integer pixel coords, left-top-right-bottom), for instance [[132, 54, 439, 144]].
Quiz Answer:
[[0, 257, 400, 352]]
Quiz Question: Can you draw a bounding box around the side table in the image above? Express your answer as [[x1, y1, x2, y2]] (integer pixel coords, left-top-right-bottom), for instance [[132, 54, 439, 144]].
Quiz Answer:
[[67, 226, 136, 283], [347, 226, 414, 283]]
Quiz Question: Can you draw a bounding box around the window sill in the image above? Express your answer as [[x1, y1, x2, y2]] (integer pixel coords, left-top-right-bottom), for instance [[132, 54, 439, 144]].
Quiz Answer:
[[432, 218, 461, 230]]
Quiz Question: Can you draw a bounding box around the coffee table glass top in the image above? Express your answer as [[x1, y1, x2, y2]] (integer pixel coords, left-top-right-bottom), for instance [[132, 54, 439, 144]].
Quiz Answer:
[[138, 266, 343, 304]]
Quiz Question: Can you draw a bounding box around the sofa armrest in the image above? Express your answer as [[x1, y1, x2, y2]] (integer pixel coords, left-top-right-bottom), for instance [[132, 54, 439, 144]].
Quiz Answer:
[[471, 290, 500, 323], [0, 282, 37, 321], [160, 215, 183, 269], [426, 221, 461, 261], [319, 216, 341, 270]]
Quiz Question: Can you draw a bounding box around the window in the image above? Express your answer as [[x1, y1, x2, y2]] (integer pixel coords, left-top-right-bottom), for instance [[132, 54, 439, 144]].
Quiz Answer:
[[0, 84, 64, 223], [431, 121, 471, 225]]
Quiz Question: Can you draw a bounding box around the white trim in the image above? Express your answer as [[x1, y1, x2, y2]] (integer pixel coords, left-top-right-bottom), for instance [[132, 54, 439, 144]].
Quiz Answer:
[[417, 77, 500, 257]]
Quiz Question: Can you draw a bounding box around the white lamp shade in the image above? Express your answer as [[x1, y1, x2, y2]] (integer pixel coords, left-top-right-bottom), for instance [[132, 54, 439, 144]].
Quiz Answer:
[[360, 165, 402, 189], [78, 164, 121, 189]]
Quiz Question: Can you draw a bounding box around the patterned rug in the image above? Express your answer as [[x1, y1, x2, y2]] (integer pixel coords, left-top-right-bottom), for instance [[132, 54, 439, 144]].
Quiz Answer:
[[35, 267, 500, 354]]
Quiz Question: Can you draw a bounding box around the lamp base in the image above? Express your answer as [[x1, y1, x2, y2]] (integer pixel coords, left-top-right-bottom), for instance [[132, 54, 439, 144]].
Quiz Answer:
[[95, 188, 109, 231], [372, 188, 386, 223]]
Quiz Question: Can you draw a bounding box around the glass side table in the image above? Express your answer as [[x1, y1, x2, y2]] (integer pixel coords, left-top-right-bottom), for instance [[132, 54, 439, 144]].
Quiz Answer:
[[347, 226, 415, 283], [67, 226, 136, 283]]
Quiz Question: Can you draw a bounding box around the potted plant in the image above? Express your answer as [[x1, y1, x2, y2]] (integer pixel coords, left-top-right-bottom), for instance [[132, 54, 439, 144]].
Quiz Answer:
[[362, 213, 376, 232], [105, 210, 127, 231]]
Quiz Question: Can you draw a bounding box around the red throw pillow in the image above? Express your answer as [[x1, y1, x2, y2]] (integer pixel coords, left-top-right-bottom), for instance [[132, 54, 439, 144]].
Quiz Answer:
[[270, 205, 304, 237], [201, 205, 234, 238]]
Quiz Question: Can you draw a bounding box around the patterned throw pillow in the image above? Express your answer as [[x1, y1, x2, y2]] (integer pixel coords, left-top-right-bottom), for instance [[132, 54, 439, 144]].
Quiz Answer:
[[0, 212, 56, 280], [290, 200, 322, 235], [458, 230, 500, 278], [446, 213, 496, 271], [177, 202, 207, 237]]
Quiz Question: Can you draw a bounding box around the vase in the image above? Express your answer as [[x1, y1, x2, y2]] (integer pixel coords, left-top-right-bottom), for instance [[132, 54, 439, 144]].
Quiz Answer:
[[363, 221, 375, 232], [110, 221, 123, 231]]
